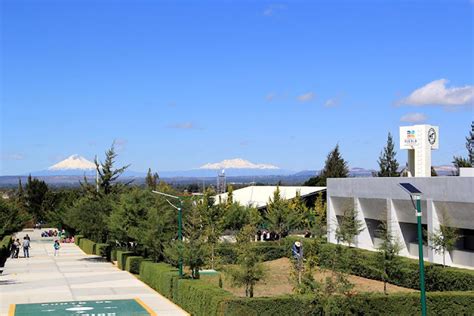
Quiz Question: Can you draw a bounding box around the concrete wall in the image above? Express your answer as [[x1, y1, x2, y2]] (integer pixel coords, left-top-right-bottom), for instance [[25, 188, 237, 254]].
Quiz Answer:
[[327, 177, 474, 269]]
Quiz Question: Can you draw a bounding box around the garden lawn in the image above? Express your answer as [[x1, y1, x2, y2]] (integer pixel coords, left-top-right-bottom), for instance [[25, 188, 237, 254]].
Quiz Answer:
[[202, 258, 416, 297]]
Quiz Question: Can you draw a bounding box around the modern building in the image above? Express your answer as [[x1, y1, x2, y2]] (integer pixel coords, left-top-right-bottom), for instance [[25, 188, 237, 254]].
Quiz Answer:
[[215, 185, 326, 210]]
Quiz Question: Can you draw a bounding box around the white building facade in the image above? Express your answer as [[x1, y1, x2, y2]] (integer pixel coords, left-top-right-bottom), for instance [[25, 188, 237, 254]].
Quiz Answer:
[[327, 177, 474, 268]]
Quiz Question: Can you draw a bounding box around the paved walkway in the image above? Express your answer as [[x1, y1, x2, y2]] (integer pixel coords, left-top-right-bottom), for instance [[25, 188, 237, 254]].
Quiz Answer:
[[0, 229, 188, 316]]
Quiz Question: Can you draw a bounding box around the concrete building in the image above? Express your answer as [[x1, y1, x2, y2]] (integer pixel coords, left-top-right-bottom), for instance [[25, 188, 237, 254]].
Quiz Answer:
[[327, 176, 474, 268]]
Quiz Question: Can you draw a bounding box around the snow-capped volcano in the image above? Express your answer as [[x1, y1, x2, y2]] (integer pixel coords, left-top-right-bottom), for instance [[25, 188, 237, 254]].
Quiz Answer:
[[199, 158, 279, 170], [48, 155, 96, 170]]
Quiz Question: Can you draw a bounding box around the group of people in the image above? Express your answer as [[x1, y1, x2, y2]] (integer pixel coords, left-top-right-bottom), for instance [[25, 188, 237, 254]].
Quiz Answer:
[[256, 229, 289, 241], [10, 235, 31, 258]]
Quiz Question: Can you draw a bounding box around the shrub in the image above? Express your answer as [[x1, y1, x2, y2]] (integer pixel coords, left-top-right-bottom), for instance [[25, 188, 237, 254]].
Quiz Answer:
[[116, 250, 134, 270], [125, 256, 151, 274], [139, 262, 179, 299], [0, 235, 12, 268], [111, 249, 117, 262], [79, 238, 96, 255], [173, 279, 233, 316], [95, 243, 110, 260], [74, 235, 84, 246]]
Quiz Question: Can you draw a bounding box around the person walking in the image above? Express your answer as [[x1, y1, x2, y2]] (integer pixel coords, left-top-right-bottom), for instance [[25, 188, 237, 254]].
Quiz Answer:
[[10, 238, 17, 259], [22, 237, 31, 258], [53, 240, 60, 256], [25, 234, 31, 241], [13, 239, 21, 258]]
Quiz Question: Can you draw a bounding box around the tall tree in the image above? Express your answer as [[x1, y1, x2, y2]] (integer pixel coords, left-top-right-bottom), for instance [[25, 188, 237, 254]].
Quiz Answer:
[[467, 121, 474, 166], [376, 220, 402, 294], [94, 143, 130, 195], [335, 206, 365, 247], [377, 133, 400, 177], [0, 199, 27, 237], [306, 145, 349, 186], [145, 168, 159, 190], [429, 210, 460, 267], [225, 225, 266, 297], [25, 175, 49, 222], [200, 188, 225, 269], [266, 187, 299, 240]]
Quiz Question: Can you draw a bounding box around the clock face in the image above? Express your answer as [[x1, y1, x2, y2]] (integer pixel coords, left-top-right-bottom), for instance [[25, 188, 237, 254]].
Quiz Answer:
[[428, 128, 436, 145]]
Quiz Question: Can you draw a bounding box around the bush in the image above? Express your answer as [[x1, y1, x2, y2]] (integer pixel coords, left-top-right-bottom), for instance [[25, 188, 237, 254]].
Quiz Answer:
[[111, 249, 117, 262], [0, 235, 12, 268], [75, 235, 84, 246], [79, 238, 96, 255], [125, 256, 151, 274], [95, 243, 110, 260], [116, 250, 134, 270], [173, 279, 233, 316], [217, 241, 287, 264], [139, 262, 179, 299]]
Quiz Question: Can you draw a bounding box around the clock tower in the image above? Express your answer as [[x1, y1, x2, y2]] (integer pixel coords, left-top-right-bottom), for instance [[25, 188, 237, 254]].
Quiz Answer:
[[400, 124, 439, 177]]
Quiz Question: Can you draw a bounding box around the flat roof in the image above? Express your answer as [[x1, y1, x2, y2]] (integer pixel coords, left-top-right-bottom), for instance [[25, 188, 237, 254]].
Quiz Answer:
[[214, 185, 326, 208]]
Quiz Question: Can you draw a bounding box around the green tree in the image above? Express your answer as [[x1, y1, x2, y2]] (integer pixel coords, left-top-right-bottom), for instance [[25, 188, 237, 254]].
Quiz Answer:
[[266, 187, 299, 241], [25, 175, 49, 222], [200, 188, 225, 269], [16, 178, 25, 208], [377, 132, 400, 177], [335, 206, 365, 247], [225, 225, 266, 297], [0, 199, 27, 237], [94, 143, 130, 195], [452, 156, 471, 176], [431, 166, 438, 176], [429, 210, 460, 267], [376, 220, 402, 294], [305, 145, 349, 186], [466, 121, 474, 166], [288, 191, 307, 230], [145, 168, 159, 190], [312, 192, 327, 238]]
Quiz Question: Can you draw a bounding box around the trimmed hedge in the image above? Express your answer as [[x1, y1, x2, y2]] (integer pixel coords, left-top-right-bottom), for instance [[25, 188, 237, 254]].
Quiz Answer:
[[0, 235, 12, 268], [125, 256, 151, 274], [221, 292, 474, 316], [95, 243, 110, 260], [74, 235, 84, 246], [79, 238, 96, 255], [139, 262, 179, 299], [116, 250, 134, 270]]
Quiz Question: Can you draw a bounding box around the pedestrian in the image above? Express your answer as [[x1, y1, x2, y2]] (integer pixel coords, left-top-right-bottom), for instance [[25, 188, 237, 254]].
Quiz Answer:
[[14, 239, 21, 258], [22, 237, 31, 258], [256, 229, 262, 241], [25, 234, 31, 241], [53, 240, 60, 256]]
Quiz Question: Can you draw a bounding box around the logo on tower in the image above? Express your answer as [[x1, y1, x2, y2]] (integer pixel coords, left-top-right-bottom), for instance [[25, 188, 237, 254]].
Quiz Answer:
[[428, 128, 436, 145]]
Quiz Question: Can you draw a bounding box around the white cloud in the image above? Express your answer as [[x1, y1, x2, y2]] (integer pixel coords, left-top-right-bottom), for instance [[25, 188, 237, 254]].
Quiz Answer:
[[168, 122, 201, 130], [324, 97, 340, 107], [399, 79, 473, 107], [263, 4, 286, 17], [114, 138, 128, 151], [297, 92, 316, 103], [400, 112, 428, 123]]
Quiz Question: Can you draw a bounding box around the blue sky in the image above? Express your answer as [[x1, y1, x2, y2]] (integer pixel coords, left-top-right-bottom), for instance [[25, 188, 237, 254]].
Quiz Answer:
[[1, 0, 473, 175]]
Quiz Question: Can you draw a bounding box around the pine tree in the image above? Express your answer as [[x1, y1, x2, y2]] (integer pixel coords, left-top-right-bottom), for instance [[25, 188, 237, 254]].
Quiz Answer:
[[25, 174, 49, 222], [320, 145, 349, 186], [429, 210, 460, 267], [16, 178, 25, 207], [266, 187, 299, 241], [145, 168, 159, 190], [377, 133, 400, 177], [335, 206, 365, 247], [376, 221, 401, 294], [94, 143, 130, 195], [467, 121, 474, 166]]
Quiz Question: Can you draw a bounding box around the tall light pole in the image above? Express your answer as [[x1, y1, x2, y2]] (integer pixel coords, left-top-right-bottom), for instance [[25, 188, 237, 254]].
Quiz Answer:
[[399, 183, 427, 316], [152, 190, 183, 278]]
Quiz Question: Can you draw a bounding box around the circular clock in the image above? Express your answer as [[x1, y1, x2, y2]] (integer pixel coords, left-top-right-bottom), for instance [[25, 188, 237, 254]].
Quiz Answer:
[[428, 128, 436, 145]]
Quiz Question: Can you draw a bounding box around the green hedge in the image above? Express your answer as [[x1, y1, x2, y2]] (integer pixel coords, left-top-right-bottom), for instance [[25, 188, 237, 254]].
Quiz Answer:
[[0, 236, 12, 268], [74, 235, 84, 246], [95, 243, 110, 260], [221, 292, 474, 316], [79, 238, 96, 255], [111, 249, 117, 262], [125, 256, 151, 274], [139, 262, 179, 299], [116, 250, 134, 270], [217, 241, 287, 264]]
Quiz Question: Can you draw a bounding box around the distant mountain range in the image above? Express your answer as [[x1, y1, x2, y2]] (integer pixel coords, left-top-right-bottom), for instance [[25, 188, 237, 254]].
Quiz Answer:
[[0, 155, 460, 188]]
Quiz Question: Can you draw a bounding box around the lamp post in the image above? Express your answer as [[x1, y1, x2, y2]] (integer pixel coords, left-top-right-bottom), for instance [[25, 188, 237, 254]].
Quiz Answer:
[[399, 183, 427, 316], [152, 190, 183, 278]]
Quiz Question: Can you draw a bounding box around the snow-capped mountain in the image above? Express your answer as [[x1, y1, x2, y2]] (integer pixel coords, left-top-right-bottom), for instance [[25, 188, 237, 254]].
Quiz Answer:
[[199, 158, 279, 170], [48, 155, 95, 171]]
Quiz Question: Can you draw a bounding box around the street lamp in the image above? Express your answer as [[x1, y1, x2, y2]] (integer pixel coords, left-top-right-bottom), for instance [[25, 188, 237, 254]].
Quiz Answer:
[[152, 190, 183, 278], [399, 183, 427, 316]]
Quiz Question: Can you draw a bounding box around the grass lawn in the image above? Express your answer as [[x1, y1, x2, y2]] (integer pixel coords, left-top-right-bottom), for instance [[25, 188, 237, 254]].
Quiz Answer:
[[202, 257, 416, 297]]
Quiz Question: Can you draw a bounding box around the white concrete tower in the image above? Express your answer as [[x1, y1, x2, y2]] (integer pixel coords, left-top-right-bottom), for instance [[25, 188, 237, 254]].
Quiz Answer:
[[400, 125, 439, 177]]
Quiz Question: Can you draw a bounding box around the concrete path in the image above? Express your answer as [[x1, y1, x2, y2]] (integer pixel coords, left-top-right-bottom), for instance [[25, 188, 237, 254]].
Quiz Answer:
[[0, 229, 189, 316]]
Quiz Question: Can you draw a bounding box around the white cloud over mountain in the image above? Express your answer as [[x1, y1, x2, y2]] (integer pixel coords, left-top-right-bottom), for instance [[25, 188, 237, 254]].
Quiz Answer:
[[48, 155, 96, 170], [199, 158, 279, 170], [399, 79, 473, 107]]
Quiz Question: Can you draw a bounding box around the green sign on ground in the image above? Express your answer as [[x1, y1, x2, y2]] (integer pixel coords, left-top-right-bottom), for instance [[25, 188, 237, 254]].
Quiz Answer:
[[11, 299, 155, 316]]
